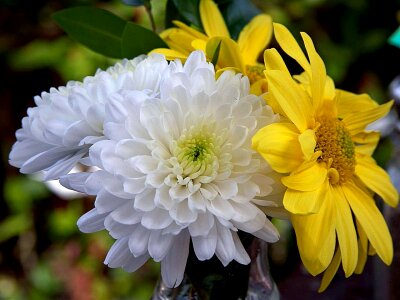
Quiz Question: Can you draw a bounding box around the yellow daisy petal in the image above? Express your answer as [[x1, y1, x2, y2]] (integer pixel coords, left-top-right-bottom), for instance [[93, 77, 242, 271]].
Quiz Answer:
[[291, 189, 336, 275], [264, 48, 291, 77], [343, 181, 393, 265], [273, 23, 311, 74], [200, 0, 230, 38], [353, 131, 380, 156], [172, 20, 208, 40], [283, 176, 328, 215], [282, 161, 327, 192], [252, 122, 303, 173], [238, 14, 273, 65], [355, 155, 399, 207], [354, 220, 368, 274], [332, 186, 358, 277], [150, 48, 188, 61], [336, 90, 378, 119], [298, 129, 316, 160], [319, 249, 341, 292], [342, 100, 393, 135], [206, 36, 244, 71], [191, 39, 207, 52], [266, 69, 314, 132], [300, 32, 328, 112]]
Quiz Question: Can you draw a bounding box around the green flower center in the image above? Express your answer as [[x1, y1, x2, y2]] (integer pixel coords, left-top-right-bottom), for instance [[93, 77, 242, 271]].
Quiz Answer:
[[169, 125, 225, 181], [315, 119, 355, 184]]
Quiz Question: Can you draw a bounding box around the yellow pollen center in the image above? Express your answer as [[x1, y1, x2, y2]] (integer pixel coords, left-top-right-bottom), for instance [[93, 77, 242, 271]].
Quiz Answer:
[[315, 119, 355, 184], [245, 65, 265, 84]]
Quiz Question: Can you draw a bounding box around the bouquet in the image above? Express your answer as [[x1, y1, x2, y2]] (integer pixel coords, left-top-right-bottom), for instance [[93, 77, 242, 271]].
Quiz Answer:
[[7, 0, 399, 298]]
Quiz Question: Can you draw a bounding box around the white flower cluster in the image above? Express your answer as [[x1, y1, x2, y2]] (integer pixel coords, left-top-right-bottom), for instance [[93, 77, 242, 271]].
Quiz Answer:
[[9, 51, 283, 287]]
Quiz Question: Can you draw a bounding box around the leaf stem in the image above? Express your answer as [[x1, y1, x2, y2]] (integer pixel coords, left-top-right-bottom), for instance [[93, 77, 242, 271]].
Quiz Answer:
[[144, 2, 156, 32]]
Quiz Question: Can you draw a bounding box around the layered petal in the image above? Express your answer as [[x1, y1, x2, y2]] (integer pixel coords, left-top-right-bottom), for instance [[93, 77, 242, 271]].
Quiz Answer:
[[200, 0, 230, 38], [343, 181, 393, 265], [252, 122, 303, 173], [355, 155, 399, 207], [238, 14, 273, 65]]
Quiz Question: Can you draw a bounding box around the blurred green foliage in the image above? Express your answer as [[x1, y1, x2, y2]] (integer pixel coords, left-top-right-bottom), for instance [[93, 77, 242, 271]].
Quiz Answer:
[[1, 0, 399, 299]]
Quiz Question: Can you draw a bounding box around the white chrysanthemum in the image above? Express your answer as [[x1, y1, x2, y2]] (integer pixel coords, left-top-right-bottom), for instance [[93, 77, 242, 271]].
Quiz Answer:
[[9, 55, 171, 180], [61, 51, 283, 287]]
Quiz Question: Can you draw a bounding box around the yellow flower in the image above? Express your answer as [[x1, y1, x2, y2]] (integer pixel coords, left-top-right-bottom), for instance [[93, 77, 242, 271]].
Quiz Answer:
[[253, 23, 399, 291], [151, 0, 273, 94]]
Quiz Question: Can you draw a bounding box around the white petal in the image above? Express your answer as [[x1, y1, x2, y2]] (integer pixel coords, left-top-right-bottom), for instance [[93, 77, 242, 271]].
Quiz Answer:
[[110, 201, 142, 225], [230, 202, 259, 223], [104, 215, 136, 239], [231, 149, 252, 166], [148, 230, 174, 262], [123, 253, 150, 272], [62, 120, 98, 147], [227, 126, 248, 150], [214, 180, 238, 199], [104, 237, 131, 268], [207, 196, 234, 220], [188, 212, 214, 236], [154, 186, 174, 209], [129, 225, 151, 257], [77, 208, 106, 233], [233, 211, 265, 233], [170, 201, 198, 225], [123, 177, 147, 194], [134, 189, 156, 212], [188, 191, 207, 212], [161, 230, 190, 288], [232, 232, 250, 265], [215, 221, 235, 266], [252, 219, 280, 243], [128, 155, 159, 173], [141, 208, 173, 230], [250, 174, 274, 197], [95, 189, 127, 214], [60, 172, 92, 193], [192, 224, 217, 260]]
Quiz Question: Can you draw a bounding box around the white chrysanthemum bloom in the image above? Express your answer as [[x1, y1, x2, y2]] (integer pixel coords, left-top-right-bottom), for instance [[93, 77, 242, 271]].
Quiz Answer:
[[9, 55, 170, 180], [61, 51, 283, 287]]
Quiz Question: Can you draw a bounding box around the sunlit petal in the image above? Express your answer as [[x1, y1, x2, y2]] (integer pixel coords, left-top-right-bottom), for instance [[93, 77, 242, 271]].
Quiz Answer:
[[238, 14, 273, 65], [319, 249, 341, 292], [252, 122, 303, 173], [266, 70, 314, 132], [283, 177, 328, 215], [273, 23, 311, 74], [200, 0, 230, 37], [355, 155, 399, 207], [343, 100, 393, 135], [344, 181, 393, 265], [331, 186, 357, 277]]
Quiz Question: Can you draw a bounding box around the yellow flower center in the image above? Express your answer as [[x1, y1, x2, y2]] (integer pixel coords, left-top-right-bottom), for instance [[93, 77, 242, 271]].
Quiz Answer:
[[315, 119, 355, 184], [245, 64, 265, 84]]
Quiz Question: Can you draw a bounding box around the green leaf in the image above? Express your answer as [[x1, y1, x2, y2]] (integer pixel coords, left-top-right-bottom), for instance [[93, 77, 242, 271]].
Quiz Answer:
[[166, 0, 202, 29], [53, 6, 127, 58], [210, 40, 222, 65], [220, 0, 261, 39], [173, 0, 201, 28], [121, 22, 168, 58], [53, 6, 167, 59]]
